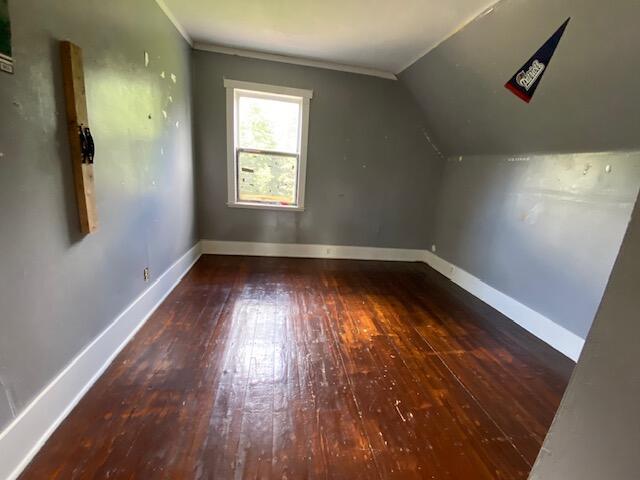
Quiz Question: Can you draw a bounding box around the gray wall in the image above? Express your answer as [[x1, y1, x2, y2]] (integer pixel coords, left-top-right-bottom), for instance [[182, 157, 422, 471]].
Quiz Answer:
[[400, 0, 640, 156], [433, 153, 640, 338], [399, 0, 640, 341], [529, 190, 640, 480], [193, 51, 443, 249], [0, 0, 196, 431]]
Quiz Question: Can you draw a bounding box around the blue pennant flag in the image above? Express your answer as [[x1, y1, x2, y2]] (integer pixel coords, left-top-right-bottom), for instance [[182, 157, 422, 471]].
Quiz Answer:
[[505, 18, 570, 103]]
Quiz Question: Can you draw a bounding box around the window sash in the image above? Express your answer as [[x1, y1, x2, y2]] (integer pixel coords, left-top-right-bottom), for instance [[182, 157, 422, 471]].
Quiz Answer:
[[235, 148, 300, 206], [234, 90, 303, 155]]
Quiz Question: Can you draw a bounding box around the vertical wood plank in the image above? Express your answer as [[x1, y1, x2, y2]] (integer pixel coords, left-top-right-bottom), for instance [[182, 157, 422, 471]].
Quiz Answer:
[[60, 41, 98, 234]]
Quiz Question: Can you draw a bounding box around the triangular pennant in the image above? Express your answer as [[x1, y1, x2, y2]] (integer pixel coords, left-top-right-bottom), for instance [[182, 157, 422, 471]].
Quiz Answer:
[[505, 18, 570, 103]]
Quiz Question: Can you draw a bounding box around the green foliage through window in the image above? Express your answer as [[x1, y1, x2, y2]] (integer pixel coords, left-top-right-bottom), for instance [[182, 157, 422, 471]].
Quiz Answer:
[[238, 152, 297, 205], [236, 93, 301, 205]]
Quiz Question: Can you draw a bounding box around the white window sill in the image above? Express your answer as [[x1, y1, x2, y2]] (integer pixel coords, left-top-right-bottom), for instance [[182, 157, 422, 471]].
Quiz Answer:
[[227, 202, 305, 212]]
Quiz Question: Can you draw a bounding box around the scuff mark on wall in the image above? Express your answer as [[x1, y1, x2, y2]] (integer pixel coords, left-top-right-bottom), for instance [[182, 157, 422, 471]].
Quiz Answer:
[[0, 376, 17, 418], [422, 128, 444, 159], [522, 202, 545, 224], [479, 6, 495, 19]]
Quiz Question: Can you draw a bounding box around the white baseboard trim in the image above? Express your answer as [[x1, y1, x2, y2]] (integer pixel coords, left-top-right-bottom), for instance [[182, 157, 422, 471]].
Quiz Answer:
[[0, 242, 202, 480], [0, 238, 584, 480], [201, 240, 426, 262], [421, 251, 584, 362], [202, 239, 584, 361]]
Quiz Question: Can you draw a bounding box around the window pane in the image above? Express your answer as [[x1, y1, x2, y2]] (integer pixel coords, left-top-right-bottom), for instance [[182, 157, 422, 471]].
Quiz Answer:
[[238, 151, 298, 205], [238, 95, 300, 153]]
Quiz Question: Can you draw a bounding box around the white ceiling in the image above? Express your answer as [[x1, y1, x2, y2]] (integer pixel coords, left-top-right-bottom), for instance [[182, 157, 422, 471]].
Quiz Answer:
[[161, 0, 497, 75]]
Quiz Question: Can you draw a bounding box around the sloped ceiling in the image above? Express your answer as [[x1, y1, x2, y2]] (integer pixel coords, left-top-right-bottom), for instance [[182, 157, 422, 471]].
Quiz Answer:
[[161, 0, 497, 74]]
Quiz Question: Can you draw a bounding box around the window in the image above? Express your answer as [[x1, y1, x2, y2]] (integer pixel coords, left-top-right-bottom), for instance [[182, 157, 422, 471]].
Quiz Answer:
[[224, 79, 313, 211]]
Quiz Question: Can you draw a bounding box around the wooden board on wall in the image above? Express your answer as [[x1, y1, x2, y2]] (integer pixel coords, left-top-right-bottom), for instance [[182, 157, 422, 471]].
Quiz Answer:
[[60, 40, 98, 234]]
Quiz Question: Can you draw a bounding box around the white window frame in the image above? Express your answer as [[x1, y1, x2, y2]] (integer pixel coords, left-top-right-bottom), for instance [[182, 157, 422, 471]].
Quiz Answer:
[[224, 79, 313, 211]]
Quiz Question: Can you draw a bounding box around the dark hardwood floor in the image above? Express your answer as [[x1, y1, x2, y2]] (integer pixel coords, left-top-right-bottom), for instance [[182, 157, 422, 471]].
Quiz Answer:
[[20, 255, 574, 479]]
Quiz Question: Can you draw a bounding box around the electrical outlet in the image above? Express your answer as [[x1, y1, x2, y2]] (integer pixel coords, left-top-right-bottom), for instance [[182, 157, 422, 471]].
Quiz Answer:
[[143, 267, 150, 282]]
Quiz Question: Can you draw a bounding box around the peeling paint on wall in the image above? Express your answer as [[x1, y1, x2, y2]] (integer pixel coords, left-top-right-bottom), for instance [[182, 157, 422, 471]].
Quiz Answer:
[[0, 0, 196, 434]]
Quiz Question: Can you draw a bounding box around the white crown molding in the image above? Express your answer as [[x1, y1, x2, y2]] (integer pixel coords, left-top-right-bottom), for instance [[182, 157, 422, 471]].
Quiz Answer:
[[153, 1, 396, 79], [194, 43, 398, 80], [154, 0, 193, 46]]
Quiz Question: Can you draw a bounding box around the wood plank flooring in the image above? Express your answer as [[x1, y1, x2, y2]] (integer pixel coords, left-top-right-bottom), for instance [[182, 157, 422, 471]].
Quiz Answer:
[[20, 255, 574, 479]]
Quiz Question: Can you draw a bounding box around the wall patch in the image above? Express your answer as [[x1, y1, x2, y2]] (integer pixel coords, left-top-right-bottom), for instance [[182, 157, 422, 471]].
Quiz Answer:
[[0, 0, 12, 74], [505, 18, 570, 103]]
